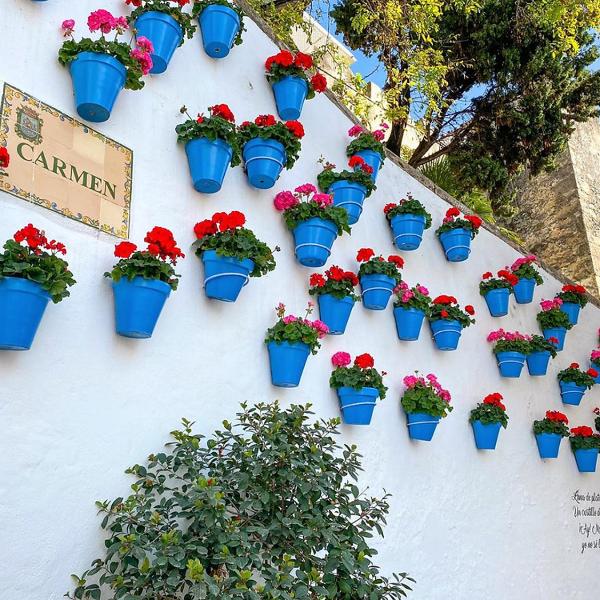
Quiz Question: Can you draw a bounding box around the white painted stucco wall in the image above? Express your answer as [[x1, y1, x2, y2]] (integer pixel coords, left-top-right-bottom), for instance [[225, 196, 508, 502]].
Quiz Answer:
[[1, 1, 599, 598]]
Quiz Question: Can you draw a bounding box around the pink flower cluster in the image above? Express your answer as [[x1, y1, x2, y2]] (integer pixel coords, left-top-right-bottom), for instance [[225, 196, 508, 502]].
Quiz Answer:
[[347, 123, 388, 140], [87, 10, 128, 34], [511, 255, 537, 271], [331, 351, 351, 367], [131, 37, 154, 75], [61, 19, 75, 36], [348, 124, 363, 137], [280, 315, 329, 337], [273, 185, 332, 212], [393, 281, 429, 304], [591, 349, 600, 361], [540, 297, 563, 311], [486, 329, 532, 343], [403, 373, 451, 403]]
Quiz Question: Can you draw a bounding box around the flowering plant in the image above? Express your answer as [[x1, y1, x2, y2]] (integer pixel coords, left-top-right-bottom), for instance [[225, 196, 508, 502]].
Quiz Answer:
[[435, 207, 483, 238], [0, 225, 75, 303], [345, 123, 387, 162], [528, 334, 558, 357], [557, 363, 597, 389], [533, 410, 570, 437], [401, 372, 452, 418], [105, 227, 184, 291], [510, 255, 543, 285], [536, 298, 572, 330], [316, 158, 376, 196], [329, 352, 388, 399], [486, 329, 531, 354], [479, 269, 519, 295], [192, 0, 245, 45], [0, 147, 9, 170], [591, 349, 600, 367], [264, 50, 327, 98], [557, 283, 588, 307], [392, 281, 431, 313], [308, 266, 360, 301], [192, 211, 276, 277], [383, 194, 432, 228], [569, 426, 600, 451], [356, 248, 403, 283], [126, 0, 196, 40], [469, 393, 509, 428], [594, 407, 600, 432], [264, 303, 328, 354], [428, 295, 475, 328]]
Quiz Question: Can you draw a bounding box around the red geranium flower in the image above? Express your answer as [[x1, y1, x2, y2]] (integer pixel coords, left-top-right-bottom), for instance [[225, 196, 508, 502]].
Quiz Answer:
[[114, 241, 137, 259], [0, 147, 10, 169], [383, 203, 396, 214], [587, 368, 598, 378], [356, 247, 374, 262], [354, 353, 375, 369], [546, 410, 568, 423], [440, 309, 449, 318], [433, 295, 457, 305], [294, 52, 313, 69], [310, 73, 327, 93], [348, 155, 365, 169], [571, 426, 594, 437], [210, 103, 235, 122], [194, 219, 218, 239], [265, 49, 294, 70], [570, 362, 580, 369], [309, 273, 326, 288], [387, 255, 404, 268], [344, 271, 359, 286], [285, 120, 305, 138], [196, 115, 204, 124], [255, 114, 277, 127], [464, 305, 475, 315], [327, 265, 345, 281], [446, 207, 460, 218], [465, 214, 483, 229], [482, 272, 493, 279]]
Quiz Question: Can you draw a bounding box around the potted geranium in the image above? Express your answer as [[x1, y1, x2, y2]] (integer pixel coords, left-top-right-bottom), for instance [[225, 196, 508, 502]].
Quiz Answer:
[[238, 115, 303, 189], [533, 410, 570, 459], [175, 104, 240, 193], [536, 297, 572, 350], [428, 295, 475, 351], [192, 211, 276, 302], [557, 363, 597, 406], [264, 302, 328, 387], [264, 49, 327, 120], [192, 0, 245, 58], [383, 194, 432, 251], [569, 426, 600, 473], [526, 334, 558, 376], [435, 207, 482, 262], [356, 248, 404, 310], [273, 185, 349, 267], [58, 11, 152, 122], [557, 284, 588, 325], [329, 352, 387, 425], [0, 225, 75, 350], [590, 350, 600, 384], [479, 269, 518, 317], [345, 123, 388, 181], [105, 227, 184, 338], [401, 372, 452, 441], [510, 255, 543, 304], [469, 393, 509, 450], [392, 281, 431, 341], [487, 329, 531, 378], [308, 266, 359, 335]]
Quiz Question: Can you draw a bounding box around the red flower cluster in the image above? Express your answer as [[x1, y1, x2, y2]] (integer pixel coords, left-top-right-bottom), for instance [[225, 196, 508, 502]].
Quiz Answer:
[[483, 392, 506, 411], [354, 353, 375, 369], [465, 214, 483, 229], [433, 295, 457, 305], [285, 120, 305, 138], [114, 241, 138, 259], [356, 247, 374, 262], [0, 147, 9, 169], [254, 114, 277, 127], [588, 368, 599, 378], [562, 284, 586, 295], [497, 269, 519, 286], [310, 73, 327, 93], [265, 49, 295, 71], [465, 305, 475, 315], [144, 226, 185, 263], [388, 255, 404, 269], [309, 273, 326, 287], [210, 103, 235, 122], [194, 211, 246, 239], [309, 266, 359, 288], [570, 362, 580, 369], [571, 426, 594, 437], [348, 155, 373, 174], [444, 206, 482, 229], [446, 207, 460, 218], [14, 224, 67, 255], [546, 410, 568, 423], [383, 203, 396, 214]]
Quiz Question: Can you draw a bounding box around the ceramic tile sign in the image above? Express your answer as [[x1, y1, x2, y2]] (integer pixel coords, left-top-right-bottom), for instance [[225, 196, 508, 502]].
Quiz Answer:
[[0, 83, 132, 238]]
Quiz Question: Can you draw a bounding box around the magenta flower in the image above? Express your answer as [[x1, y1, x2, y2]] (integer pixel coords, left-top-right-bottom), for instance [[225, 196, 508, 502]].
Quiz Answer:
[[294, 183, 317, 196], [136, 36, 154, 53], [312, 192, 332, 207], [372, 129, 385, 141], [131, 48, 153, 75], [273, 190, 298, 211], [61, 19, 75, 36], [348, 124, 363, 137], [416, 285, 429, 296], [282, 315, 297, 325], [332, 351, 352, 367], [591, 349, 600, 361], [87, 9, 116, 34]]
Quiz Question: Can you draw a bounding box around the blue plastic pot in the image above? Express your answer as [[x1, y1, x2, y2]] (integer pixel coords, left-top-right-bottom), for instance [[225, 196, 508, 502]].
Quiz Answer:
[[390, 214, 426, 251], [199, 4, 241, 58], [267, 340, 310, 387], [512, 277, 535, 304], [0, 277, 51, 350], [329, 180, 367, 226], [543, 327, 567, 351], [69, 52, 126, 122], [317, 294, 354, 335], [430, 319, 462, 351], [112, 277, 171, 339], [406, 412, 440, 441], [590, 361, 600, 384], [337, 386, 378, 425], [527, 351, 551, 376], [393, 306, 425, 341], [201, 250, 254, 302], [574, 448, 599, 473], [438, 228, 472, 262], [535, 433, 562, 459], [135, 11, 183, 74], [360, 274, 396, 310], [272, 76, 308, 120], [483, 288, 510, 317], [472, 420, 502, 450], [354, 149, 384, 182], [560, 381, 586, 406], [292, 218, 338, 267], [560, 301, 581, 326], [243, 137, 286, 189], [185, 137, 233, 193], [495, 351, 526, 378]]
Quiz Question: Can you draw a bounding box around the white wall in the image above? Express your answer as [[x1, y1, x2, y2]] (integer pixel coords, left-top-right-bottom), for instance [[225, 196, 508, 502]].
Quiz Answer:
[[1, 2, 599, 599]]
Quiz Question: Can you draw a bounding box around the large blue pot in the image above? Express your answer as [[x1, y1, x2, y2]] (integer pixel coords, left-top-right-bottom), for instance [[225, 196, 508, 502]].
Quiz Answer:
[[438, 228, 472, 262], [430, 319, 462, 351], [317, 294, 354, 335], [243, 137, 286, 189], [574, 448, 599, 473], [484, 288, 510, 317], [513, 277, 535, 304], [527, 351, 551, 376], [360, 274, 395, 310], [560, 381, 586, 406], [393, 306, 425, 341], [185, 137, 233, 193], [390, 214, 426, 251], [135, 11, 183, 74], [112, 276, 171, 339], [199, 5, 241, 58], [535, 433, 562, 459], [329, 180, 367, 226], [560, 302, 581, 326], [495, 351, 526, 378], [272, 75, 308, 120], [267, 340, 310, 387], [202, 250, 254, 302], [472, 420, 502, 450], [542, 327, 567, 351], [69, 52, 127, 122], [337, 386, 378, 425], [406, 412, 440, 441], [292, 218, 338, 267], [590, 361, 600, 384], [0, 277, 51, 350], [354, 149, 383, 182]]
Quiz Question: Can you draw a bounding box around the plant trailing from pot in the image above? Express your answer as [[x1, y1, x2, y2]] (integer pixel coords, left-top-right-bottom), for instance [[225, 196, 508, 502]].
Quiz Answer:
[[590, 350, 600, 384], [193, 211, 276, 302], [479, 269, 518, 317], [557, 362, 597, 406], [329, 351, 388, 425], [536, 297, 572, 350], [556, 283, 588, 326], [569, 425, 600, 472], [264, 302, 328, 387], [58, 11, 152, 122], [469, 392, 508, 450], [0, 147, 9, 171], [435, 207, 482, 262], [345, 122, 388, 182], [428, 295, 475, 351], [192, 0, 245, 58], [105, 227, 184, 339], [356, 247, 404, 310], [487, 329, 531, 378], [0, 224, 75, 350], [392, 281, 431, 342], [526, 334, 558, 376], [383, 194, 432, 251], [533, 410, 570, 459], [510, 255, 543, 304], [176, 104, 241, 193]]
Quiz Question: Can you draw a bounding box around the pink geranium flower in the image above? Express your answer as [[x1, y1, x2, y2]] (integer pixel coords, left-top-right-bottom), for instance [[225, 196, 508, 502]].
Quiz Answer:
[[273, 191, 298, 211], [87, 9, 116, 34], [61, 19, 75, 36], [136, 36, 154, 54], [348, 124, 363, 137], [294, 183, 317, 196], [331, 351, 352, 367]]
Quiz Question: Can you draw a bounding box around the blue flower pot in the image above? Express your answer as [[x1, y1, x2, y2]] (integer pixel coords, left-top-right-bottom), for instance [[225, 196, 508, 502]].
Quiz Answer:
[[407, 412, 440, 441], [199, 4, 241, 58], [337, 386, 378, 425], [390, 214, 426, 251], [135, 11, 183, 74], [360, 274, 396, 310], [354, 149, 383, 182], [69, 52, 126, 122], [317, 294, 354, 335], [560, 302, 581, 326], [393, 306, 425, 341], [201, 250, 254, 302], [329, 180, 367, 226], [438, 228, 472, 262], [243, 137, 286, 189], [0, 277, 51, 350], [112, 277, 171, 339], [574, 448, 599, 473], [272, 75, 308, 120], [484, 288, 510, 317], [292, 218, 338, 268], [513, 277, 535, 304], [430, 319, 462, 351], [185, 137, 233, 193], [535, 433, 562, 459], [267, 340, 310, 387], [560, 381, 586, 406], [472, 420, 502, 450], [527, 351, 551, 376], [590, 361, 600, 384], [543, 327, 566, 351], [495, 351, 526, 378]]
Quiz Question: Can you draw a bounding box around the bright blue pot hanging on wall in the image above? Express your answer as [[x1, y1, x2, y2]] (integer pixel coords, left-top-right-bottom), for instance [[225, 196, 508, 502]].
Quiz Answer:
[[559, 381, 587, 406], [134, 11, 183, 74], [535, 433, 562, 459], [329, 180, 367, 226], [390, 214, 426, 251], [430, 319, 462, 351], [243, 137, 286, 189], [360, 274, 395, 310], [543, 327, 566, 351], [483, 288, 510, 317], [393, 307, 425, 341], [406, 412, 440, 441], [438, 228, 472, 262], [560, 302, 581, 326], [317, 294, 354, 335], [512, 277, 535, 304], [353, 149, 383, 182], [292, 218, 338, 267], [185, 137, 233, 193], [472, 421, 502, 450], [267, 340, 310, 387], [527, 351, 551, 376], [199, 5, 241, 58], [201, 250, 254, 302], [574, 448, 599, 473], [337, 386, 378, 425], [272, 76, 308, 120], [495, 351, 526, 378]]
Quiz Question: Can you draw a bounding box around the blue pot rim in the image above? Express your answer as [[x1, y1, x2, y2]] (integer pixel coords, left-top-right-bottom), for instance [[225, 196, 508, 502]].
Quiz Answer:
[[390, 213, 426, 224], [112, 276, 172, 295], [438, 227, 471, 238], [135, 10, 183, 34], [485, 287, 510, 296], [243, 136, 286, 157], [528, 350, 551, 357], [429, 318, 462, 329], [336, 386, 379, 398], [495, 351, 526, 359], [294, 217, 338, 232], [266, 340, 310, 351], [574, 448, 599, 456], [201, 249, 254, 270], [360, 273, 396, 284], [318, 293, 354, 305], [393, 305, 424, 316], [328, 179, 367, 193], [70, 51, 127, 77], [185, 136, 232, 151], [472, 419, 502, 428], [273, 75, 309, 90], [536, 432, 561, 439], [355, 148, 384, 166], [0, 276, 51, 298], [406, 411, 441, 422], [199, 3, 241, 24], [559, 381, 586, 391]]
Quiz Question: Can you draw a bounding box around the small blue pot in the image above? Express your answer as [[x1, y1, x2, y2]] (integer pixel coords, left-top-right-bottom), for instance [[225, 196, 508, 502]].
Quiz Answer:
[[0, 277, 51, 350], [185, 137, 233, 193], [112, 277, 171, 339], [590, 361, 600, 384], [292, 218, 338, 267], [535, 433, 562, 459], [513, 277, 536, 304], [484, 288, 510, 317], [393, 306, 425, 341], [560, 302, 581, 326], [430, 319, 462, 351], [337, 386, 378, 425], [317, 294, 354, 335], [390, 214, 426, 251], [407, 412, 440, 441], [354, 149, 383, 182], [199, 5, 241, 58], [360, 274, 395, 310], [201, 250, 254, 302], [135, 11, 183, 74], [560, 381, 586, 406], [574, 448, 599, 473], [69, 52, 126, 122], [527, 351, 551, 376], [543, 327, 566, 351], [472, 420, 502, 450], [329, 180, 367, 226], [243, 137, 286, 189], [438, 228, 472, 262], [495, 351, 526, 378], [267, 340, 310, 387], [272, 76, 308, 120]]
